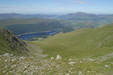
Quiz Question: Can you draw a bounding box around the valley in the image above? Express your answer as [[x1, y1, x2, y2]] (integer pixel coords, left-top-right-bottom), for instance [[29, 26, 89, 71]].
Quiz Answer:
[[1, 12, 113, 40], [0, 13, 113, 75], [1, 0, 113, 74]]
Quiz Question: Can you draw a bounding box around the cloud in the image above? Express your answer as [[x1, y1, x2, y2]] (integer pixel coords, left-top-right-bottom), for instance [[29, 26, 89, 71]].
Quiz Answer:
[[68, 0, 87, 4], [75, 0, 87, 4]]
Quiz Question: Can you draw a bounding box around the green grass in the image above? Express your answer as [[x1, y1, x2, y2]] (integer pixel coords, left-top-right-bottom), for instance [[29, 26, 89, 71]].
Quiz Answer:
[[1, 51, 113, 75], [1, 24, 113, 75], [32, 24, 113, 59]]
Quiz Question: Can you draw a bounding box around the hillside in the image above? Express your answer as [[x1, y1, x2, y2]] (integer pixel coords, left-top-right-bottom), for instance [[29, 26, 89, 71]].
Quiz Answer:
[[23, 24, 113, 74], [0, 13, 58, 20], [1, 12, 113, 37], [1, 24, 113, 75], [33, 24, 113, 59], [58, 12, 113, 27], [5, 19, 73, 35], [0, 27, 28, 55], [0, 19, 73, 35]]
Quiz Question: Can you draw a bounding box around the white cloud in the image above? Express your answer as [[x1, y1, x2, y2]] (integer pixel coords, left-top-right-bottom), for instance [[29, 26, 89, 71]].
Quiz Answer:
[[76, 0, 87, 4], [71, 0, 87, 4]]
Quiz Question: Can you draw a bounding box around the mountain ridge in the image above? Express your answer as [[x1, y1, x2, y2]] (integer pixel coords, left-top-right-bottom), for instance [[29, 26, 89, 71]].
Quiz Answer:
[[0, 27, 28, 55], [0, 12, 113, 20]]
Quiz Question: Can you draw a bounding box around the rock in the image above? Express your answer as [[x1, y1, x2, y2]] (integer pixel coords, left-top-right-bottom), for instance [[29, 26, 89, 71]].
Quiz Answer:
[[50, 57, 54, 60], [65, 73, 70, 75], [78, 71, 83, 75], [80, 60, 82, 63], [68, 58, 73, 61], [20, 56, 26, 60], [88, 58, 95, 62], [87, 70, 90, 73], [3, 53, 10, 57], [68, 61, 75, 65], [104, 65, 110, 68], [56, 54, 62, 60]]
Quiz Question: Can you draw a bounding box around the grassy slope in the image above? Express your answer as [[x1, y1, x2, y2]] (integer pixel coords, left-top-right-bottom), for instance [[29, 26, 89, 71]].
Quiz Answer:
[[32, 24, 113, 59], [1, 25, 113, 75]]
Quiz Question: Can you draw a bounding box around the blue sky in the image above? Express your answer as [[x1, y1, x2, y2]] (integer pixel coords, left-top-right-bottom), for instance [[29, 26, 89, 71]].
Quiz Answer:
[[0, 0, 113, 14]]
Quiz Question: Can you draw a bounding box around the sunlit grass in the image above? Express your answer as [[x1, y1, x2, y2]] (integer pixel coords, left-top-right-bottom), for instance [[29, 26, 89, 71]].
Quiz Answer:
[[32, 25, 113, 59]]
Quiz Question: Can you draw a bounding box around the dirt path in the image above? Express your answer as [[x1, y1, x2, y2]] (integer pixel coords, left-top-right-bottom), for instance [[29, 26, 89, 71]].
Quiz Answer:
[[27, 44, 48, 59]]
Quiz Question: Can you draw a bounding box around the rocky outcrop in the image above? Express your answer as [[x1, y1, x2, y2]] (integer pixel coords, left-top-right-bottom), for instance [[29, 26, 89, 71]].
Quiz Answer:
[[0, 28, 28, 56]]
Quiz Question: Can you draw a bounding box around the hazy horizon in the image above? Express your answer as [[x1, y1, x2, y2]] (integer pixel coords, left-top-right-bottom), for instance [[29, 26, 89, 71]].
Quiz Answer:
[[0, 0, 113, 14], [0, 12, 113, 15]]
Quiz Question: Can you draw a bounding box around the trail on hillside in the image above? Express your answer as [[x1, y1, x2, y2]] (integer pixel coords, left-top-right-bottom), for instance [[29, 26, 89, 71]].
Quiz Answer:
[[27, 44, 48, 59]]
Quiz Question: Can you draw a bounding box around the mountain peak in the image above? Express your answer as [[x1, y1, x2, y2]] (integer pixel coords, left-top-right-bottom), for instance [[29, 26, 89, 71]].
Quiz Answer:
[[68, 12, 96, 16]]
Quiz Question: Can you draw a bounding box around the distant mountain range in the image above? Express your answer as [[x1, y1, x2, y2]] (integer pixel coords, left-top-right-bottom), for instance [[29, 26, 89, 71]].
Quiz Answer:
[[1, 12, 113, 27], [0, 13, 58, 20], [0, 12, 113, 20], [0, 12, 113, 40], [59, 12, 113, 20]]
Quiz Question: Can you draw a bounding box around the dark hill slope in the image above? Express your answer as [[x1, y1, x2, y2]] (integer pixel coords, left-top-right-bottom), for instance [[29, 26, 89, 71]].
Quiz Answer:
[[0, 28, 28, 55], [0, 19, 73, 35]]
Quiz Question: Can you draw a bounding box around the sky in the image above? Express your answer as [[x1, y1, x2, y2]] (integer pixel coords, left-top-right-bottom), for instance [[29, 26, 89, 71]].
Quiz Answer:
[[0, 0, 113, 14]]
